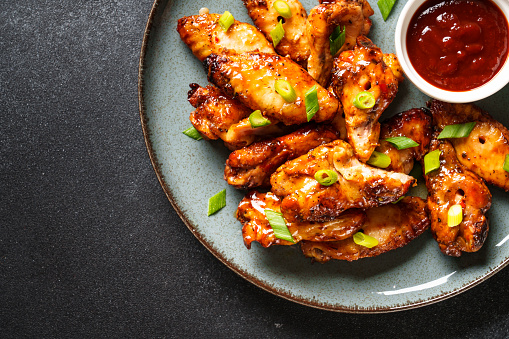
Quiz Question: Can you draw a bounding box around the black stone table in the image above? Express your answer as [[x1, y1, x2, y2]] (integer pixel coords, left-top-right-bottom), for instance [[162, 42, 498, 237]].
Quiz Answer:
[[2, 1, 509, 337]]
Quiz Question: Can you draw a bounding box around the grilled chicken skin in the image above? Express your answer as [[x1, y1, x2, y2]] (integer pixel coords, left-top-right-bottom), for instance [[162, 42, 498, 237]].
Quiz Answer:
[[188, 84, 284, 149], [423, 137, 492, 257], [376, 108, 432, 174], [236, 191, 366, 248], [300, 196, 430, 262], [306, 0, 373, 86], [225, 124, 340, 189], [331, 36, 400, 162], [204, 52, 339, 125], [242, 0, 310, 66], [270, 139, 415, 223], [428, 100, 509, 191], [177, 14, 275, 61]]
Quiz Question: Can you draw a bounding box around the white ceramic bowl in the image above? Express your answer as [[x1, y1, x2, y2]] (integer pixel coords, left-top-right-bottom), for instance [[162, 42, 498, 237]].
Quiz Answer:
[[395, 0, 509, 103]]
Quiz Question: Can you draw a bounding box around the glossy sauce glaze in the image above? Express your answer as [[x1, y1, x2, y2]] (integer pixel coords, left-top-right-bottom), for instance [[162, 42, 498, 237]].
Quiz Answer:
[[407, 0, 508, 91]]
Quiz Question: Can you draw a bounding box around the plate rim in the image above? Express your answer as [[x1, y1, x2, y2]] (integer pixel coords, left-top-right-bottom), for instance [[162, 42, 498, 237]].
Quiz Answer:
[[137, 0, 509, 313]]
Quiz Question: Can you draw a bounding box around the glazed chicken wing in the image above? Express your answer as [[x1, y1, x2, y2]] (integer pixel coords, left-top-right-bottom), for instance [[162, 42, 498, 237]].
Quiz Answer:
[[423, 137, 492, 257], [300, 196, 430, 262], [242, 0, 310, 66], [236, 191, 366, 248], [188, 84, 285, 149], [225, 124, 340, 189], [331, 36, 400, 162], [376, 108, 432, 174], [177, 13, 275, 61], [270, 139, 415, 223], [428, 99, 509, 191], [204, 52, 339, 125], [306, 0, 373, 86]]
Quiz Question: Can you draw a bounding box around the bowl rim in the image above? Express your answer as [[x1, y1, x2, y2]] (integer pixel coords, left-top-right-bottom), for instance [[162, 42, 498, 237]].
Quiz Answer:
[[395, 0, 509, 103]]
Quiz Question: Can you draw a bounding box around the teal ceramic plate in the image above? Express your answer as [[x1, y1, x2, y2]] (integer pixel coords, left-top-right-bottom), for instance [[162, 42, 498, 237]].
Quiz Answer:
[[138, 0, 509, 312]]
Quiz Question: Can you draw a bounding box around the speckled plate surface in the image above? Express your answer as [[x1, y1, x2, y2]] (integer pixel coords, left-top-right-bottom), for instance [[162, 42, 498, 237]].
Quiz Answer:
[[138, 0, 509, 312]]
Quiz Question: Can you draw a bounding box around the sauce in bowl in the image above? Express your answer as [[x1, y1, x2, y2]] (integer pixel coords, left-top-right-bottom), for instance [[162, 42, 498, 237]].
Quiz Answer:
[[406, 0, 509, 91]]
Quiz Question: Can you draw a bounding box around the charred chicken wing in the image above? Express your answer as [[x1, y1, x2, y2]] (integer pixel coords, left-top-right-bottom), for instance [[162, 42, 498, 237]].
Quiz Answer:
[[225, 124, 340, 189], [300, 196, 430, 262], [177, 13, 275, 61], [270, 139, 415, 223], [236, 191, 366, 248], [423, 137, 492, 257], [331, 36, 400, 162], [428, 99, 509, 191], [204, 52, 339, 125]]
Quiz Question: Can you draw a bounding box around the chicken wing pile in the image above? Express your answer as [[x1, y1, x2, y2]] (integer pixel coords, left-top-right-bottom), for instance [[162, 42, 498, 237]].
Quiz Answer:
[[177, 1, 508, 262]]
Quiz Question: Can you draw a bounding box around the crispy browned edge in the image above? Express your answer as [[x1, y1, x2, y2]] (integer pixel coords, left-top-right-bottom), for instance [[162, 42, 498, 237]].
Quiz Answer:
[[137, 0, 509, 313]]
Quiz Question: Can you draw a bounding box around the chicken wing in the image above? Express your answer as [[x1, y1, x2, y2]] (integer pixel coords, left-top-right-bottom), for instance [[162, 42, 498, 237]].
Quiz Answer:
[[242, 0, 310, 66], [300, 196, 430, 262], [204, 52, 339, 125], [236, 191, 366, 248], [177, 13, 275, 61], [270, 139, 415, 223], [331, 36, 400, 162], [376, 108, 432, 174], [423, 137, 492, 257], [306, 0, 373, 86], [428, 100, 509, 191], [225, 124, 340, 189], [188, 84, 285, 149]]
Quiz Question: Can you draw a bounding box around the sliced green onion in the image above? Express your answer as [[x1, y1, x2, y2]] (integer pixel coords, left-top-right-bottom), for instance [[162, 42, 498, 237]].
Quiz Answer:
[[270, 19, 285, 47], [182, 127, 203, 140], [447, 204, 463, 227], [329, 25, 346, 56], [275, 79, 296, 102], [409, 162, 422, 180], [503, 154, 509, 173], [437, 122, 476, 139], [218, 11, 235, 32], [264, 209, 295, 243], [207, 189, 226, 216], [314, 169, 338, 186], [367, 151, 391, 168], [391, 196, 404, 204], [377, 0, 397, 21], [385, 136, 419, 150], [353, 91, 376, 109], [353, 232, 379, 248], [424, 149, 442, 175], [305, 85, 319, 121], [249, 110, 271, 128], [273, 0, 292, 19]]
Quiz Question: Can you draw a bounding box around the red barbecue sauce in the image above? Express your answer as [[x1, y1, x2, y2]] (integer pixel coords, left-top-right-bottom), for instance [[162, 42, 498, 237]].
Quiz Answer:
[[407, 0, 508, 91]]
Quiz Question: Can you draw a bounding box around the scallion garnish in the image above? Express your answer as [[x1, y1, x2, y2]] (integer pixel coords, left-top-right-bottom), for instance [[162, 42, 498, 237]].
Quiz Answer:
[[305, 85, 319, 121], [264, 209, 295, 243], [391, 196, 404, 204], [270, 19, 285, 47], [207, 189, 226, 216], [314, 169, 338, 186], [353, 91, 375, 109], [377, 0, 397, 21], [329, 25, 346, 56], [367, 151, 391, 168], [424, 149, 442, 175], [385, 136, 419, 150], [273, 0, 292, 19], [503, 154, 509, 173], [437, 122, 476, 139], [218, 11, 235, 32], [275, 79, 297, 102], [353, 232, 378, 248], [182, 127, 203, 140], [447, 204, 463, 227], [249, 110, 271, 128]]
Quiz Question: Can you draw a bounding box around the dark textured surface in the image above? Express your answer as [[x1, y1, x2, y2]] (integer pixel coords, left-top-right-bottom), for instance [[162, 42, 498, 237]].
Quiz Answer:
[[1, 1, 509, 338]]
